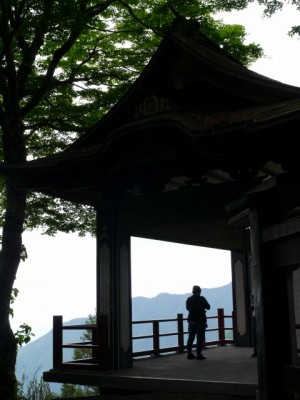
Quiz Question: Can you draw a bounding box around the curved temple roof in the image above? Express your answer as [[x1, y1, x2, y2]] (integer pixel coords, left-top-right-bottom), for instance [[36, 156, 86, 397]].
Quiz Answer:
[[2, 17, 300, 209]]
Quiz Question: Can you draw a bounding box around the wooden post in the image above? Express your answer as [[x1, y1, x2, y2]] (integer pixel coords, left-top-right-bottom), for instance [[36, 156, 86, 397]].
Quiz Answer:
[[96, 208, 132, 370], [177, 313, 184, 353], [92, 326, 100, 365], [218, 308, 225, 346], [53, 316, 63, 369], [96, 207, 119, 370], [232, 310, 236, 344], [249, 199, 296, 400], [153, 320, 160, 356], [99, 314, 110, 370]]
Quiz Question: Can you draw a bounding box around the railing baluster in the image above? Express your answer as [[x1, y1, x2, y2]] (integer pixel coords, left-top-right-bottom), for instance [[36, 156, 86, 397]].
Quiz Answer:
[[53, 315, 63, 369], [232, 310, 236, 342], [177, 313, 184, 353], [99, 315, 109, 369], [92, 326, 100, 364], [217, 308, 225, 346], [153, 320, 160, 356]]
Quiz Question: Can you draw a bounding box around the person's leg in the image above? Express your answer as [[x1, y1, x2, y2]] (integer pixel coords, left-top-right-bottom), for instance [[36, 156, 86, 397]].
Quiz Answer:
[[196, 323, 206, 360], [187, 322, 196, 359]]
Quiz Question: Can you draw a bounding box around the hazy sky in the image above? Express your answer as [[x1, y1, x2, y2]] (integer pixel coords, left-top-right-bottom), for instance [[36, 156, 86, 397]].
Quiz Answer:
[[11, 231, 232, 339], [218, 2, 300, 87], [10, 3, 300, 340]]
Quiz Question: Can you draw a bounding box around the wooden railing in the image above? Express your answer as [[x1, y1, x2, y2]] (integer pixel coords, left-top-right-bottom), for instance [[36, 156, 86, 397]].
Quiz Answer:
[[52, 308, 233, 369], [131, 308, 234, 358], [53, 317, 100, 369]]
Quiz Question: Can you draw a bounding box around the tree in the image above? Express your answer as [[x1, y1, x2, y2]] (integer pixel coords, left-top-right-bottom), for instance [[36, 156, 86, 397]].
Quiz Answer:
[[0, 1, 263, 398]]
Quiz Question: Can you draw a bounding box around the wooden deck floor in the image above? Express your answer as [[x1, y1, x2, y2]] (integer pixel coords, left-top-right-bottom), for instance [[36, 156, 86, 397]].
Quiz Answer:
[[45, 345, 259, 400]]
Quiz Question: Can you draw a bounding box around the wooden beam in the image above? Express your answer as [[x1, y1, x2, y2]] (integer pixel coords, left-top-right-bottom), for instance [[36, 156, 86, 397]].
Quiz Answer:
[[262, 215, 300, 243], [129, 220, 249, 251], [264, 235, 300, 269]]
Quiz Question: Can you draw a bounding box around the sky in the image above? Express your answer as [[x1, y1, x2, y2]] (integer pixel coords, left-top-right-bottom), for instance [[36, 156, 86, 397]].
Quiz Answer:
[[10, 2, 300, 340], [217, 2, 300, 87], [11, 232, 232, 339]]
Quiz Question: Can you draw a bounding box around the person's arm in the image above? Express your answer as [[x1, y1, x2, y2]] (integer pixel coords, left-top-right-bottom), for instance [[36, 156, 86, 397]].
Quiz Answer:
[[186, 297, 190, 311], [203, 297, 210, 310]]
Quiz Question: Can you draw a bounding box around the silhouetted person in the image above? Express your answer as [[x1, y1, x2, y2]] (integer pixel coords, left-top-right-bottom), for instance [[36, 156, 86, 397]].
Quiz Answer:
[[186, 285, 210, 360]]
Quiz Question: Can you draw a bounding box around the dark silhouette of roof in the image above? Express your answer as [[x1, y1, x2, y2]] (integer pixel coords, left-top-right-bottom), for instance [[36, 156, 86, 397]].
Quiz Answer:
[[2, 17, 300, 208]]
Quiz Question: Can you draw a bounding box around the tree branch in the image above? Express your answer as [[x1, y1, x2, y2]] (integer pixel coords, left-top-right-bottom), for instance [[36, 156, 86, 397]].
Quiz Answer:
[[84, 0, 118, 17], [117, 0, 162, 36], [17, 1, 54, 97], [20, 0, 119, 117]]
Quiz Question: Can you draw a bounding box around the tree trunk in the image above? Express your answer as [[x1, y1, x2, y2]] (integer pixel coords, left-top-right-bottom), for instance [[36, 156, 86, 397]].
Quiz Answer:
[[0, 180, 26, 399]]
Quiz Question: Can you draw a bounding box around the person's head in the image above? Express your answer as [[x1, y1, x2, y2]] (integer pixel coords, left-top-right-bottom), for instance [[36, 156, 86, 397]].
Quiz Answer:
[[192, 285, 201, 295]]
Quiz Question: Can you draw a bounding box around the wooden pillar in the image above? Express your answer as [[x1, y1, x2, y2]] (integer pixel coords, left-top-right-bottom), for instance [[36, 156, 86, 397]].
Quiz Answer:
[[96, 207, 132, 370], [249, 204, 296, 400], [118, 230, 133, 368]]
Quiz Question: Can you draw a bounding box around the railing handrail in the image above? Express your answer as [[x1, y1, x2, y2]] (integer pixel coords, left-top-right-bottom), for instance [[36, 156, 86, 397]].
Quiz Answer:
[[132, 313, 233, 326]]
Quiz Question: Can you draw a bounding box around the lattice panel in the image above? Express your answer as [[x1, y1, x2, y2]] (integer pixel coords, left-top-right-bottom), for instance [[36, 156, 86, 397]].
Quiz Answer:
[[98, 223, 111, 346]]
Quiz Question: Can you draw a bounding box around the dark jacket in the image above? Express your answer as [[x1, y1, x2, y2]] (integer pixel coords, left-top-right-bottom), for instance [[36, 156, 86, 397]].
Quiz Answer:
[[186, 294, 210, 323]]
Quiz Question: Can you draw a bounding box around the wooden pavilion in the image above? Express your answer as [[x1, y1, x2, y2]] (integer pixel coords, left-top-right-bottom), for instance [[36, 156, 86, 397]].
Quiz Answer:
[[1, 17, 300, 399]]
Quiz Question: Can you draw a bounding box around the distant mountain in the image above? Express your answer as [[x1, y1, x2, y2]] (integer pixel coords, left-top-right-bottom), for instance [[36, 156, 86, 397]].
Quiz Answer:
[[16, 283, 232, 393], [132, 285, 232, 321]]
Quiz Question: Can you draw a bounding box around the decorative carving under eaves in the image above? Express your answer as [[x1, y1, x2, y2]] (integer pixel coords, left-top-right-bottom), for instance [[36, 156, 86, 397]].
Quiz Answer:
[[172, 70, 188, 90], [124, 143, 177, 170], [135, 96, 171, 118]]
